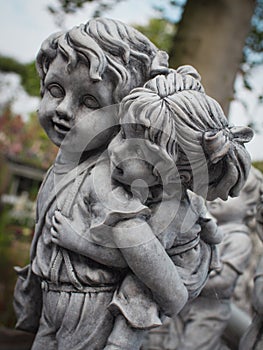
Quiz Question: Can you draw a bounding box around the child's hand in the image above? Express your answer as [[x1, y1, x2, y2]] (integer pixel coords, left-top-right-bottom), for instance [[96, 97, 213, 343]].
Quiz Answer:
[[51, 210, 80, 251], [50, 210, 64, 246], [199, 218, 223, 245]]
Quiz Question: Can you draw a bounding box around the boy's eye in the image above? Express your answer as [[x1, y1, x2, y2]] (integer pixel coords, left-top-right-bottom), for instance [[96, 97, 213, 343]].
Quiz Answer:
[[82, 95, 100, 109], [48, 84, 64, 98]]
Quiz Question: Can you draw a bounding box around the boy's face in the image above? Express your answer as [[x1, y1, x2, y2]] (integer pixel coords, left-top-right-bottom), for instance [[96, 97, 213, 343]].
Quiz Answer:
[[206, 196, 248, 225], [38, 53, 117, 152]]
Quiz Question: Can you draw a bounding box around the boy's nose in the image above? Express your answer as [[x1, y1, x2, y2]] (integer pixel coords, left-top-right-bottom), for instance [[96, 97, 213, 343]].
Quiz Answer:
[[56, 98, 74, 121]]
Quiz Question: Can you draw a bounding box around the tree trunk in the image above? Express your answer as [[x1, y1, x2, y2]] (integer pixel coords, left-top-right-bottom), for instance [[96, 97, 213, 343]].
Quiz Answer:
[[169, 0, 255, 115]]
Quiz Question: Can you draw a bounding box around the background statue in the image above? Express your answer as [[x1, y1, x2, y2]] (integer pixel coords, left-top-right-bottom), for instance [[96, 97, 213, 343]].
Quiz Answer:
[[178, 167, 261, 350], [144, 167, 262, 350], [240, 175, 263, 350], [13, 18, 253, 350]]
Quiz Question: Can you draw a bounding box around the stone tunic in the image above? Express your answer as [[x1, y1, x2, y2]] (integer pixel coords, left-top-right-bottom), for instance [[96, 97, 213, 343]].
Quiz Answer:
[[32, 154, 148, 288], [31, 154, 149, 350]]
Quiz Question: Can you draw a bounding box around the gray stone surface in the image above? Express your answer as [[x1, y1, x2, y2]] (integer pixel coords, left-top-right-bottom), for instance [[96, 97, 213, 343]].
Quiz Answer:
[[145, 167, 262, 350], [240, 177, 263, 350], [13, 18, 254, 350]]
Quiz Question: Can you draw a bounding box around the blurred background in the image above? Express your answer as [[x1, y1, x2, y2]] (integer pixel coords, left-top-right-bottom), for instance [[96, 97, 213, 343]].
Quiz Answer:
[[0, 0, 263, 348]]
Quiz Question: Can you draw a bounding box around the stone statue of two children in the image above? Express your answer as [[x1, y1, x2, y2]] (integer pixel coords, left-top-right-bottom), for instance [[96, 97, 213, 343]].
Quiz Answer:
[[13, 18, 253, 350]]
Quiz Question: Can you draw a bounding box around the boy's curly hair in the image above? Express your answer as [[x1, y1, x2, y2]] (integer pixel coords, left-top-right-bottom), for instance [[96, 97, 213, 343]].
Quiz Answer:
[[36, 18, 169, 102]]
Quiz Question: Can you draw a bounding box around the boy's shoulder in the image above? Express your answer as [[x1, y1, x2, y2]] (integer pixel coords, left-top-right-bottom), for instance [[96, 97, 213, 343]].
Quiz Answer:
[[220, 222, 250, 237]]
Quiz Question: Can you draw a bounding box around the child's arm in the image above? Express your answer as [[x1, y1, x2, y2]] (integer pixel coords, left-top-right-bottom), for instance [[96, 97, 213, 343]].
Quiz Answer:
[[202, 232, 252, 299], [51, 210, 127, 268], [111, 217, 188, 317], [201, 263, 239, 299]]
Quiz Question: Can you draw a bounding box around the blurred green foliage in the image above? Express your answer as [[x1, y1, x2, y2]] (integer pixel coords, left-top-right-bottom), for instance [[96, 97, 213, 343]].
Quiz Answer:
[[135, 18, 176, 53], [0, 107, 57, 169], [0, 206, 31, 327], [0, 55, 40, 97], [0, 108, 55, 326], [253, 161, 263, 174], [244, 0, 263, 67], [48, 0, 125, 17]]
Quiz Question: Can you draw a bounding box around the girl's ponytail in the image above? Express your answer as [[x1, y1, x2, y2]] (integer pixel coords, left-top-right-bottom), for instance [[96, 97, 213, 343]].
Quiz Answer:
[[203, 126, 253, 164], [203, 130, 231, 164]]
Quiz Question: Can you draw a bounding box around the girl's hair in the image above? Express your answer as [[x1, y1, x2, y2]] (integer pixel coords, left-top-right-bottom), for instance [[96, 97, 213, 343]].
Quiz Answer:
[[36, 18, 169, 102], [118, 66, 253, 200]]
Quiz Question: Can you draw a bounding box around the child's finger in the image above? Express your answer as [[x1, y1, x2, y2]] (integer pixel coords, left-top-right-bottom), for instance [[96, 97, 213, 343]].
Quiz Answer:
[[52, 214, 63, 227], [52, 215, 58, 227], [51, 227, 58, 237], [51, 235, 58, 245], [54, 210, 63, 221]]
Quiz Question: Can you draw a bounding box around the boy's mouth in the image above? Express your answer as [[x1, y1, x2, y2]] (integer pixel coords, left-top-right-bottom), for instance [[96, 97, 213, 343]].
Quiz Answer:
[[53, 120, 71, 135]]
